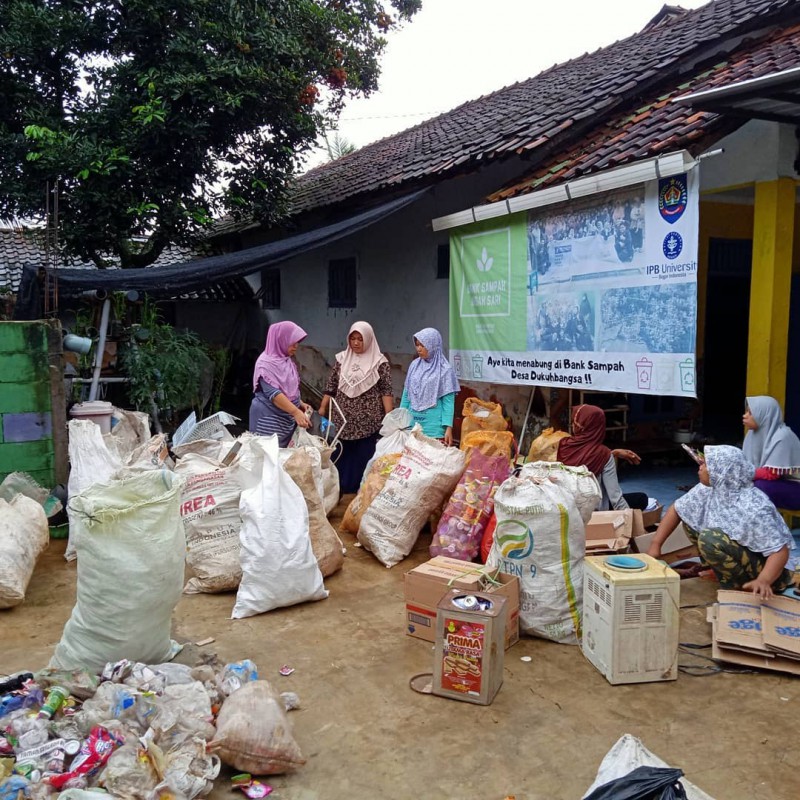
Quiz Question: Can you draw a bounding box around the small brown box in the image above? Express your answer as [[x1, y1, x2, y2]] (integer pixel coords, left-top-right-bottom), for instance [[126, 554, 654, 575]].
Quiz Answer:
[[432, 589, 507, 706]]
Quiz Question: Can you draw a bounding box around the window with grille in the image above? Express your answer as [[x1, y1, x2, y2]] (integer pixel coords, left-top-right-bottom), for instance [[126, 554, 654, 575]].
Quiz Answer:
[[261, 268, 281, 309], [328, 257, 357, 308]]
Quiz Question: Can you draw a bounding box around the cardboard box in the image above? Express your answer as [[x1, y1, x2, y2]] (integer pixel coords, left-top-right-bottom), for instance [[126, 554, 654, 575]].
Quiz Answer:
[[585, 509, 644, 554], [632, 522, 699, 564], [404, 556, 519, 649], [706, 590, 800, 676], [640, 503, 663, 529]]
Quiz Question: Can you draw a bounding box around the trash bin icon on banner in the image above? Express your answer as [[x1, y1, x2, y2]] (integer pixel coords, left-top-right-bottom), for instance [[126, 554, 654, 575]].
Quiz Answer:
[[636, 357, 653, 390], [679, 358, 695, 393], [453, 354, 463, 378], [472, 355, 483, 379]]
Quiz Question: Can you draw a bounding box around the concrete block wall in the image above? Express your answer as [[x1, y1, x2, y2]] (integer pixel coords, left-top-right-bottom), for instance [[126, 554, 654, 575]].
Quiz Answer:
[[0, 321, 58, 486]]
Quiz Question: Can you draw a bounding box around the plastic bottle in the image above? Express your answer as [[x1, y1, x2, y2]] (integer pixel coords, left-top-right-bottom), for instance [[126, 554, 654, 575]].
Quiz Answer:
[[37, 686, 69, 719]]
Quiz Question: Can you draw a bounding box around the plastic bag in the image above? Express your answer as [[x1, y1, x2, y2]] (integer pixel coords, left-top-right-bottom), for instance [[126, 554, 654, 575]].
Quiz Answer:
[[460, 398, 507, 440], [584, 766, 687, 799], [101, 743, 159, 798], [430, 450, 510, 561], [219, 660, 258, 696], [358, 431, 467, 567], [527, 426, 570, 463], [0, 494, 49, 608], [341, 453, 401, 535], [232, 436, 328, 619], [51, 470, 186, 672], [281, 448, 344, 577], [210, 681, 305, 775], [480, 512, 497, 564]]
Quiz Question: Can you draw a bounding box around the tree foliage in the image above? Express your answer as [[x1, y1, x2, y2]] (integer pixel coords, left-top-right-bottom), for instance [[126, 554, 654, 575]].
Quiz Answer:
[[0, 0, 420, 267]]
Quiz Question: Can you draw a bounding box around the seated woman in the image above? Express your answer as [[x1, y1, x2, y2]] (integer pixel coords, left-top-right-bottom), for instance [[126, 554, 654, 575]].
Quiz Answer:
[[557, 404, 646, 510], [647, 445, 794, 598], [742, 395, 800, 512]]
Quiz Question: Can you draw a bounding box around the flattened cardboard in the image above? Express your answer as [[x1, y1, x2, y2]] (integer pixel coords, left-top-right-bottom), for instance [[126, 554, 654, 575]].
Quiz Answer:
[[633, 523, 699, 564], [404, 556, 519, 648]]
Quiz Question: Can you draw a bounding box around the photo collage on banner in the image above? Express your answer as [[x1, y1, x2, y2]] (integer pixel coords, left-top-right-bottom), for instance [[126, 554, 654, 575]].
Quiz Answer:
[[448, 169, 699, 397]]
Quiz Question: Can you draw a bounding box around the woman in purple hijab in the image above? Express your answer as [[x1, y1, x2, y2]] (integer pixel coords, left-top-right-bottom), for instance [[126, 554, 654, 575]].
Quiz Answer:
[[400, 327, 460, 445], [249, 321, 313, 446]]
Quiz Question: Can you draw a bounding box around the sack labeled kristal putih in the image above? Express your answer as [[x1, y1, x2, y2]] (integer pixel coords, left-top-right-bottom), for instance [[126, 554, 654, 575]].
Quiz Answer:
[[358, 431, 466, 568], [521, 461, 601, 524], [460, 398, 507, 440], [51, 470, 186, 671]]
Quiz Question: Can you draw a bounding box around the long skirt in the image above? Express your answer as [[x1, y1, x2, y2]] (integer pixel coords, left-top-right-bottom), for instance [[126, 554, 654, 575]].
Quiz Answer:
[[337, 433, 380, 494], [684, 525, 793, 592]]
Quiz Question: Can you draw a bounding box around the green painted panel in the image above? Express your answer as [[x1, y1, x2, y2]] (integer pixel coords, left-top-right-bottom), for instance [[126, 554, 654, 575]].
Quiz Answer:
[[0, 439, 54, 478], [0, 382, 53, 413], [0, 322, 48, 354], [0, 352, 49, 384]]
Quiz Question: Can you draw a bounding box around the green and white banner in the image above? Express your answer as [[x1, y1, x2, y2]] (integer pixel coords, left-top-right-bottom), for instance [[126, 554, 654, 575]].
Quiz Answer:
[[449, 170, 699, 396]]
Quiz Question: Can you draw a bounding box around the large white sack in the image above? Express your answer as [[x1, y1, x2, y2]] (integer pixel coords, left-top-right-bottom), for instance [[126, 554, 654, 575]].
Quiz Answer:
[[50, 470, 185, 671], [0, 495, 49, 608], [360, 411, 419, 486], [175, 439, 260, 594], [65, 419, 123, 561], [358, 431, 466, 568], [291, 429, 339, 514], [489, 474, 584, 644], [521, 461, 601, 523], [232, 436, 328, 619]]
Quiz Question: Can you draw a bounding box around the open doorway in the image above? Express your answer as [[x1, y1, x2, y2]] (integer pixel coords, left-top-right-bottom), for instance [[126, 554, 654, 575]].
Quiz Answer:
[[702, 237, 752, 443]]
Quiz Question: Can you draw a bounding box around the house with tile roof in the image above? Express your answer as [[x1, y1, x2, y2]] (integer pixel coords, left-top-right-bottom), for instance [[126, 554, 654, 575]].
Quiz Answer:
[[206, 0, 800, 444]]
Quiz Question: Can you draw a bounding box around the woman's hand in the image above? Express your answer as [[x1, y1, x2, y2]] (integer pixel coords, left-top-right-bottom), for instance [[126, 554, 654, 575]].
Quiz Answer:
[[443, 427, 454, 447], [743, 575, 775, 599], [301, 402, 313, 416], [646, 543, 662, 560], [612, 448, 641, 465], [293, 408, 311, 429]]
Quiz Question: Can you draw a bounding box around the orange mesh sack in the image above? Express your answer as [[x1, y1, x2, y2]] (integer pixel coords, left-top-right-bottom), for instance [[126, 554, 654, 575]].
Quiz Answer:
[[340, 453, 401, 534], [460, 398, 507, 439], [459, 430, 515, 461], [527, 427, 569, 463]]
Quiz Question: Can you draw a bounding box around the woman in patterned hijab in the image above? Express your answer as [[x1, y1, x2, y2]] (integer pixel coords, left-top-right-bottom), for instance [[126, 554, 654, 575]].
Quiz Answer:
[[647, 445, 794, 597]]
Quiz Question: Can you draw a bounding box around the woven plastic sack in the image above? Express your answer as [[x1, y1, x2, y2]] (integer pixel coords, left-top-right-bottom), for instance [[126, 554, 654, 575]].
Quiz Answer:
[[51, 470, 185, 671], [282, 448, 344, 577], [358, 431, 466, 567], [459, 429, 515, 461], [210, 681, 305, 775], [521, 461, 601, 524], [430, 449, 510, 561], [0, 495, 49, 608], [489, 474, 584, 644], [292, 429, 340, 514], [527, 426, 570, 463], [341, 453, 401, 534], [460, 398, 507, 440]]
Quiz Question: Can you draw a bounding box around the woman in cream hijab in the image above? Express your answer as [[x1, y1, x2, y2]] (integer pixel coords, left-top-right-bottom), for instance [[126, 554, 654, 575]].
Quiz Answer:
[[319, 321, 394, 493]]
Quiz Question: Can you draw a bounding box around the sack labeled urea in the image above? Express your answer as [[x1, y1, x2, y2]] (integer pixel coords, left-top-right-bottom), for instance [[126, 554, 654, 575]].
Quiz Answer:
[[432, 589, 507, 706], [489, 474, 585, 645]]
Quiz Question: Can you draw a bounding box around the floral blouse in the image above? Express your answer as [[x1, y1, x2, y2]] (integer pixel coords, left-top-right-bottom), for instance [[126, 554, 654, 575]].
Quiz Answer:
[[324, 360, 393, 441]]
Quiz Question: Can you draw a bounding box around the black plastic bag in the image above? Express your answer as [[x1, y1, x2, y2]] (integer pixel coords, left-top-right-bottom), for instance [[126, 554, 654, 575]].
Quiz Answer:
[[584, 765, 688, 800]]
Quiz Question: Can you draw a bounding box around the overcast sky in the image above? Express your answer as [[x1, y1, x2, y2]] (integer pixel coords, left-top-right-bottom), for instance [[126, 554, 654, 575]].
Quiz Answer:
[[303, 0, 709, 168]]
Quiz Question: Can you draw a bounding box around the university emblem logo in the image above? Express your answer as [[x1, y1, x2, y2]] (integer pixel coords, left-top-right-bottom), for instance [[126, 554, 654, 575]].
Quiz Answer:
[[658, 174, 688, 224], [662, 231, 683, 260]]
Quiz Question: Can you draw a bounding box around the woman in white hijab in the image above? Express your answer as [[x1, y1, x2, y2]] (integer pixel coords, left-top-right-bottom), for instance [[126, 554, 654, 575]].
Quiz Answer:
[[742, 395, 800, 511], [319, 321, 394, 493], [648, 445, 794, 598]]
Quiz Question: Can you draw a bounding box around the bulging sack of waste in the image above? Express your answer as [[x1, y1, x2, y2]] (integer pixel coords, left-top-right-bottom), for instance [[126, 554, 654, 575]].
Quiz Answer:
[[526, 426, 570, 463], [210, 680, 305, 775], [521, 461, 601, 524], [292, 428, 340, 514], [358, 409, 417, 485], [0, 494, 49, 608], [281, 448, 344, 577], [50, 470, 185, 672], [460, 398, 507, 439], [358, 431, 466, 567], [341, 453, 401, 535], [232, 436, 328, 619], [490, 474, 584, 644]]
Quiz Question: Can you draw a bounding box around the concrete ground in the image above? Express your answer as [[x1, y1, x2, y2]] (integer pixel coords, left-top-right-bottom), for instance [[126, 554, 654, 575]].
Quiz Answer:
[[3, 497, 799, 800]]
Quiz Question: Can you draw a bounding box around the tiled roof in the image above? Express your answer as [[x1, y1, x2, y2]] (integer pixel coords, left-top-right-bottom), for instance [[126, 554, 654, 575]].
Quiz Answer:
[[488, 22, 800, 200], [282, 0, 797, 219]]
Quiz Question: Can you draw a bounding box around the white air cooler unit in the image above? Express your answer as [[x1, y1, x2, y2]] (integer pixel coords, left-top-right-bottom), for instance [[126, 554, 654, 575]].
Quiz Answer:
[[582, 554, 680, 685]]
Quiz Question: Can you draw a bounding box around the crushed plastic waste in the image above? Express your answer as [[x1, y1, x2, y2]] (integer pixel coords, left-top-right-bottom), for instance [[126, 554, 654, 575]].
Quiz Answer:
[[0, 658, 301, 799]]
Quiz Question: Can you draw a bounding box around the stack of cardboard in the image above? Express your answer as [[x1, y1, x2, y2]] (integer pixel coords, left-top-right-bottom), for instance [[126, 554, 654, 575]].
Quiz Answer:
[[585, 509, 644, 555], [404, 556, 519, 649], [707, 589, 800, 675], [632, 522, 699, 564]]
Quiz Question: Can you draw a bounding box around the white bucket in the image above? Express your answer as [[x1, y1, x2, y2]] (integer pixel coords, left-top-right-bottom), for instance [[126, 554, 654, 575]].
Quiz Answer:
[[69, 401, 114, 434]]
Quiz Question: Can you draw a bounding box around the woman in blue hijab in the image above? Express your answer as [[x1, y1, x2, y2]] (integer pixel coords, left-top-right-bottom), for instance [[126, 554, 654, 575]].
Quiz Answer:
[[400, 328, 460, 445]]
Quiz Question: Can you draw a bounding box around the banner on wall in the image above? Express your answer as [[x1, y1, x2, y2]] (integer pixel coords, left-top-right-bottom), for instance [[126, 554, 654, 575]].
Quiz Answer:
[[448, 170, 699, 397]]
